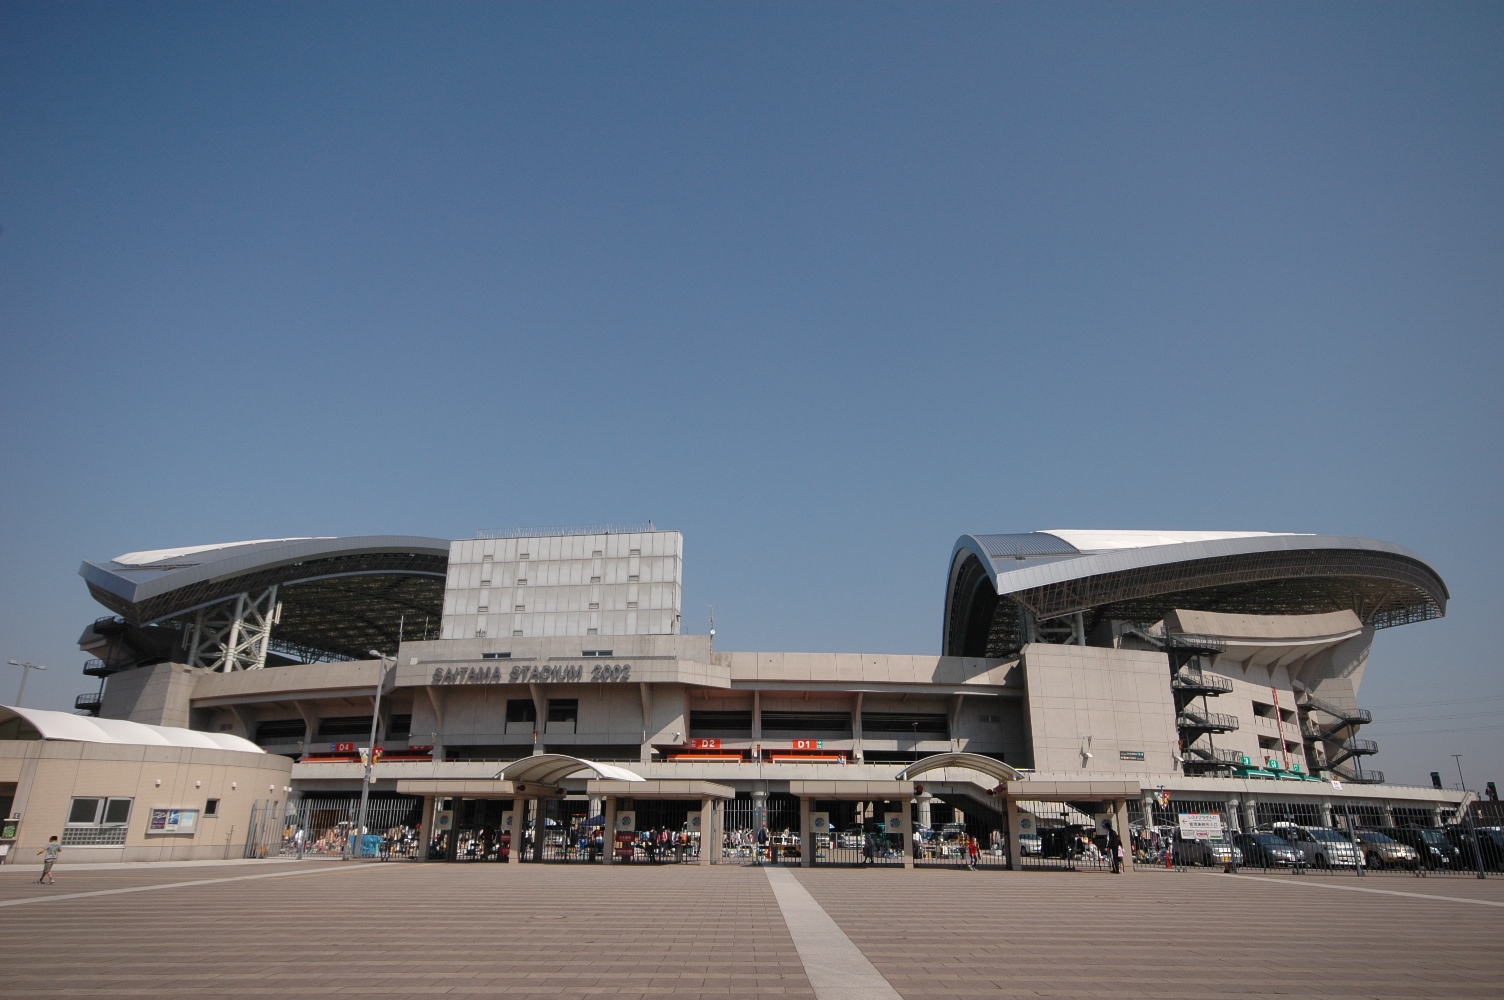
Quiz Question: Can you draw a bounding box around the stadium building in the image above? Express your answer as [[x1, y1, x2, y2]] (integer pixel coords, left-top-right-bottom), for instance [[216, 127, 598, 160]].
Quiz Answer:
[[2, 523, 1470, 868]]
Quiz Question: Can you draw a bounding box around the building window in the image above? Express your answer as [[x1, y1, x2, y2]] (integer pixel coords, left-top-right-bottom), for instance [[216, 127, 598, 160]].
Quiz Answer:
[[318, 716, 376, 738], [586, 628, 598, 634], [591, 576, 601, 584], [514, 605, 526, 612], [628, 575, 639, 582], [387, 714, 412, 738], [517, 578, 527, 586], [255, 719, 305, 745], [589, 603, 599, 610], [629, 549, 640, 556], [1252, 701, 1276, 719], [204, 799, 219, 817], [482, 554, 493, 562], [480, 579, 491, 587], [627, 601, 637, 609], [690, 710, 753, 737], [592, 550, 603, 558], [581, 649, 613, 657], [477, 605, 488, 613], [482, 652, 511, 659], [506, 700, 537, 723], [519, 553, 529, 560], [861, 713, 949, 737], [547, 699, 579, 724], [62, 796, 132, 846], [513, 630, 523, 636]]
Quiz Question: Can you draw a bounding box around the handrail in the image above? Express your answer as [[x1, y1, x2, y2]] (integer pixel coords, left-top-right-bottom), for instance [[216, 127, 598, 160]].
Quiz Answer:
[[1172, 667, 1235, 694], [1177, 707, 1240, 731], [1299, 694, 1372, 726], [74, 691, 102, 710]]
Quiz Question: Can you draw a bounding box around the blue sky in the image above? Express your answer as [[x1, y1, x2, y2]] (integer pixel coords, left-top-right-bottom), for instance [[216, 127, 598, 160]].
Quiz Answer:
[[1, 4, 1499, 787]]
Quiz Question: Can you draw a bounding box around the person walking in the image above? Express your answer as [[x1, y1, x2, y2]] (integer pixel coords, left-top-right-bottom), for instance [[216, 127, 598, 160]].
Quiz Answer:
[[1106, 821, 1123, 874], [862, 831, 876, 866], [755, 824, 769, 866], [967, 834, 980, 870], [36, 836, 60, 884]]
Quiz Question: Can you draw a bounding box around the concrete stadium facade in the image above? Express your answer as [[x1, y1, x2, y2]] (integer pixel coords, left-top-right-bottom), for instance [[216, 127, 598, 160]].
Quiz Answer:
[[26, 524, 1471, 868]]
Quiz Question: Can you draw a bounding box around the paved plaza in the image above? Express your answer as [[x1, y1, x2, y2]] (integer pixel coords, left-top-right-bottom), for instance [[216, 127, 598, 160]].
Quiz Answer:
[[0, 861, 1500, 999]]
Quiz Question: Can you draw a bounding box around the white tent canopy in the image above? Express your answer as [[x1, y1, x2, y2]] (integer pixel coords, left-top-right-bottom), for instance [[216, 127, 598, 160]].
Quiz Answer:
[[495, 754, 645, 785], [0, 705, 265, 754]]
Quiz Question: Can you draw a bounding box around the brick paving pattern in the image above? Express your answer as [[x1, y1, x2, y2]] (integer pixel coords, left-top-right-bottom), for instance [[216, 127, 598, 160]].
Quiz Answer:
[[0, 861, 1499, 998]]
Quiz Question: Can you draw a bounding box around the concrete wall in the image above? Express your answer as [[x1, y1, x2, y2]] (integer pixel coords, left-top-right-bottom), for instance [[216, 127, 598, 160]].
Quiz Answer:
[[99, 662, 197, 728], [0, 740, 293, 865], [1022, 644, 1179, 775]]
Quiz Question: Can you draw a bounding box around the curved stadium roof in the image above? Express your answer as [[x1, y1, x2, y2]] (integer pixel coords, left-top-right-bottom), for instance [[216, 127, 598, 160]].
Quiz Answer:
[[944, 530, 1448, 659], [80, 535, 450, 663]]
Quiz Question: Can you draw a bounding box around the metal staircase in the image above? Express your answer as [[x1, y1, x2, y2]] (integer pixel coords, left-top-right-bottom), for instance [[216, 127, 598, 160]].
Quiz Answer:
[[1296, 692, 1377, 779], [1126, 627, 1239, 776]]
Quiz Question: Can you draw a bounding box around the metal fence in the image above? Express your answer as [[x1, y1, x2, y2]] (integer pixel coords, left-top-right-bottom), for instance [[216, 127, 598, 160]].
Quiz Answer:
[[1016, 800, 1115, 872], [259, 795, 426, 859]]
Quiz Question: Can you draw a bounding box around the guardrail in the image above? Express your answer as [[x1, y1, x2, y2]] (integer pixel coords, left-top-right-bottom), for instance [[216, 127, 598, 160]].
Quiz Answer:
[[1177, 708, 1240, 732], [1172, 668, 1235, 694]]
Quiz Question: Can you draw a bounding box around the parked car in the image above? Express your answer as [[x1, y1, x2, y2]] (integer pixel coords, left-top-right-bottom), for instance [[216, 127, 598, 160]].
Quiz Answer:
[[1273, 824, 1364, 869], [1446, 825, 1504, 871], [1381, 827, 1462, 871], [1232, 832, 1304, 868], [1019, 832, 1043, 856], [1171, 833, 1242, 867], [1351, 829, 1421, 870]]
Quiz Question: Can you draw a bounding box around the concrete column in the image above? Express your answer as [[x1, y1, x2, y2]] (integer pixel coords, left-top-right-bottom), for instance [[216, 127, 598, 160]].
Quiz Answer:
[[531, 798, 545, 862], [1432, 804, 1447, 827], [700, 797, 714, 867], [1242, 798, 1257, 831], [752, 691, 762, 742], [1141, 793, 1157, 831], [504, 798, 520, 863], [1113, 799, 1131, 874], [900, 796, 914, 870], [852, 692, 864, 763], [1225, 798, 1241, 833], [1320, 798, 1334, 827], [799, 796, 813, 868], [1006, 798, 1024, 871], [603, 797, 617, 865], [444, 800, 460, 861], [420, 795, 435, 861], [917, 791, 934, 831]]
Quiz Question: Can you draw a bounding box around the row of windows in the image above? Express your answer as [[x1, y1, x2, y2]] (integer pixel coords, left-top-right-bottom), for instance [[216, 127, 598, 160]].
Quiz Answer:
[[60, 796, 220, 846], [688, 711, 953, 737], [255, 715, 411, 744]]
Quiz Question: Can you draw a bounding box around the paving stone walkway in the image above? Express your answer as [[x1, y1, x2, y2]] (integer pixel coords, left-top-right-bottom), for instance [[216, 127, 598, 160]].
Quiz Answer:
[[0, 861, 1499, 998]]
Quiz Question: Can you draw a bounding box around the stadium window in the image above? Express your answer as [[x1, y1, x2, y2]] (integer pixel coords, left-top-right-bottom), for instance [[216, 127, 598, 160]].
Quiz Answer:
[[513, 630, 523, 636], [517, 578, 527, 586], [592, 550, 603, 558], [514, 605, 525, 612], [477, 605, 488, 613], [589, 603, 599, 610], [582, 650, 613, 657], [506, 700, 537, 724], [519, 553, 529, 560], [481, 652, 511, 659], [628, 575, 639, 582], [1252, 701, 1276, 719], [547, 699, 578, 723], [482, 554, 493, 561], [204, 799, 219, 817], [587, 628, 598, 634], [627, 602, 637, 609], [629, 549, 640, 556], [480, 579, 491, 587], [591, 576, 601, 584]]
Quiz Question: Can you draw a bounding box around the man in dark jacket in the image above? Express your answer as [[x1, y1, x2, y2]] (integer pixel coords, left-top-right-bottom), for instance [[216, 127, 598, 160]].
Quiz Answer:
[[1105, 821, 1123, 874]]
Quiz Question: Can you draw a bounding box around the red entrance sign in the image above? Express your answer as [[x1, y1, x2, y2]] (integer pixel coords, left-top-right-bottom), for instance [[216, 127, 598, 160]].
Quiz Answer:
[[688, 738, 721, 749], [333, 742, 356, 753], [791, 739, 824, 751]]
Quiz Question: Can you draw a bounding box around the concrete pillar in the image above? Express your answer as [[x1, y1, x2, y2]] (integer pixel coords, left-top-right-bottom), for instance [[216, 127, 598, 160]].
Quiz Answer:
[[700, 797, 714, 867], [1242, 798, 1257, 831], [1432, 804, 1447, 828], [531, 798, 545, 862], [603, 797, 617, 865], [1005, 798, 1024, 870], [1320, 798, 1334, 827], [1141, 793, 1157, 831], [418, 795, 435, 861], [799, 796, 813, 868], [504, 798, 520, 863], [900, 796, 914, 870], [916, 791, 934, 831], [1225, 798, 1241, 833], [752, 690, 762, 742], [1113, 799, 1131, 874]]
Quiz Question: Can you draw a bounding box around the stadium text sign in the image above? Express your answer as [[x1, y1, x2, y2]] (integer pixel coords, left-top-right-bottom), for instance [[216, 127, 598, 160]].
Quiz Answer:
[[430, 662, 633, 685]]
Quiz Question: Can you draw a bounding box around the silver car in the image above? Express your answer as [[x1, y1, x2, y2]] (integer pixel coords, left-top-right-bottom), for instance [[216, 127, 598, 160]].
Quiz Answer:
[[1274, 825, 1363, 869]]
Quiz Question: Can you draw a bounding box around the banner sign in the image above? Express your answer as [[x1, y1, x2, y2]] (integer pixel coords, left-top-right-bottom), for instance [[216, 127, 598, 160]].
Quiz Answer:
[[809, 813, 831, 834], [147, 808, 199, 834], [688, 738, 721, 749], [792, 740, 825, 750], [1178, 813, 1223, 840], [616, 811, 636, 832]]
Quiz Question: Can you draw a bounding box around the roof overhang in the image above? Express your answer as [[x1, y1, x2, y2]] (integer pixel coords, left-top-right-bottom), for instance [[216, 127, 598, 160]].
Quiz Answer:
[[495, 754, 646, 785], [0, 705, 265, 753], [894, 752, 1025, 783]]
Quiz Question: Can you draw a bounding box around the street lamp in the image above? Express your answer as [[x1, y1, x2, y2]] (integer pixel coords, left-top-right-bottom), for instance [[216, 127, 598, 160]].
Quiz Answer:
[[6, 661, 47, 706], [353, 649, 395, 860], [1453, 754, 1487, 880]]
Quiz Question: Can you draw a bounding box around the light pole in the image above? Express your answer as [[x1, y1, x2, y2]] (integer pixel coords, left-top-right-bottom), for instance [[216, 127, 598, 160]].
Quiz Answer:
[[353, 650, 394, 860], [1453, 754, 1487, 880], [7, 661, 47, 706]]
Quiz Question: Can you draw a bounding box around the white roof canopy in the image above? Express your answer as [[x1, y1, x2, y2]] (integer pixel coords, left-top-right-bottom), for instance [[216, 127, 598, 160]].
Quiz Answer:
[[0, 705, 265, 754], [495, 754, 645, 785]]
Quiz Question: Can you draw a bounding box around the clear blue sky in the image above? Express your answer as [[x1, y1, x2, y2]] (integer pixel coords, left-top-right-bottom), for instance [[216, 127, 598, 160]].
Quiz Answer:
[[1, 4, 1499, 788]]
